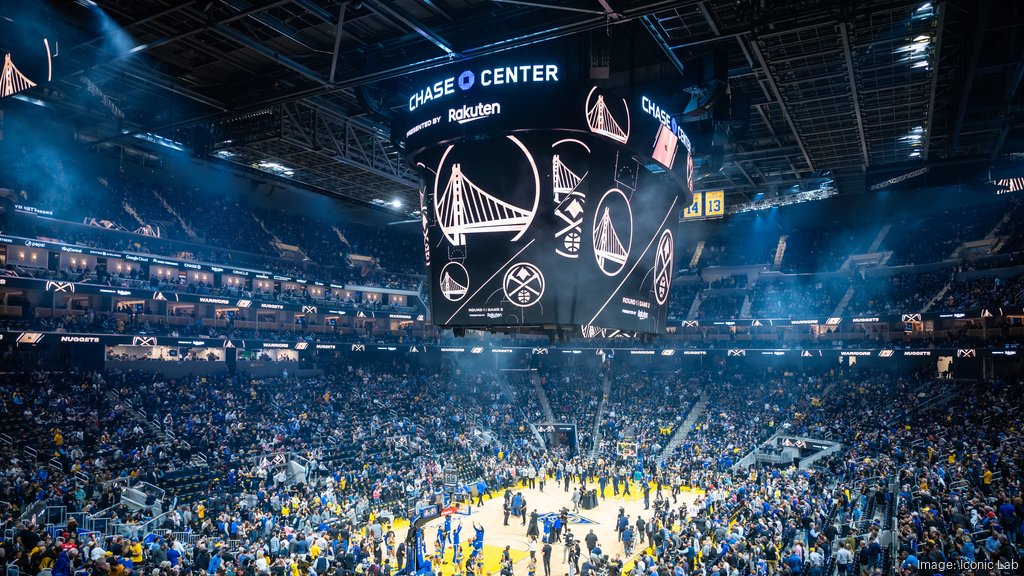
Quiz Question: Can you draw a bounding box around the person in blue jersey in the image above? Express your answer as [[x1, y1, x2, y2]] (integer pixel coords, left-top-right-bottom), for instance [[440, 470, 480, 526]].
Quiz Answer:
[[472, 521, 485, 552], [476, 480, 487, 506], [435, 525, 446, 562], [755, 554, 768, 576]]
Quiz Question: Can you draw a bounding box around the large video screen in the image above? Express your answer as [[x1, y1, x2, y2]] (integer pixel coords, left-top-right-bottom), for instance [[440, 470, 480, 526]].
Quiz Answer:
[[397, 45, 691, 334], [417, 132, 678, 333]]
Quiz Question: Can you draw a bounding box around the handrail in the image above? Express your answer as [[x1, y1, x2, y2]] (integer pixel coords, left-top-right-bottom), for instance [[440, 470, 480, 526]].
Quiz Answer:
[[131, 480, 166, 500], [20, 501, 46, 524]]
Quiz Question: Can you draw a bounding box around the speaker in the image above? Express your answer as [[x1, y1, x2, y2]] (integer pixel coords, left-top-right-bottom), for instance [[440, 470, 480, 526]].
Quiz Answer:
[[682, 50, 728, 116], [226, 347, 237, 376]]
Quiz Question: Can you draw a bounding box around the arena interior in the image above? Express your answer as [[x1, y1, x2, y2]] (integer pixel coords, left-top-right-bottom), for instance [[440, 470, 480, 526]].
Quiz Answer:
[[1, 1, 1023, 576]]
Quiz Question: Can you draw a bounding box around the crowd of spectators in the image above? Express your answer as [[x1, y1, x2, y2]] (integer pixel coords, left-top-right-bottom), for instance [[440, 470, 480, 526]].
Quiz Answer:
[[780, 224, 878, 273], [597, 371, 700, 462], [697, 238, 775, 268], [537, 366, 602, 453], [0, 355, 1020, 576], [845, 271, 952, 316], [667, 283, 702, 320], [934, 273, 1024, 312], [2, 157, 423, 292], [695, 293, 744, 320], [747, 277, 848, 318], [891, 377, 1023, 573], [885, 203, 1006, 267]]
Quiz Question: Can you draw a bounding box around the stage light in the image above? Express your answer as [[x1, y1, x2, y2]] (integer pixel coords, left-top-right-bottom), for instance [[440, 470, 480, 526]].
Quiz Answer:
[[11, 94, 48, 108], [730, 182, 837, 214], [255, 160, 295, 177]]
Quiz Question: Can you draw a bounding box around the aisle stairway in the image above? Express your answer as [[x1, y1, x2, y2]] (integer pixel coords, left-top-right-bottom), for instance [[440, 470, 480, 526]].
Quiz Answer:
[[533, 373, 555, 422], [922, 282, 951, 312], [832, 285, 856, 316], [772, 235, 787, 269], [739, 293, 753, 318], [659, 391, 708, 458], [868, 224, 891, 254], [498, 371, 545, 449], [589, 372, 613, 459], [689, 241, 705, 269], [686, 292, 703, 320], [152, 189, 196, 239]]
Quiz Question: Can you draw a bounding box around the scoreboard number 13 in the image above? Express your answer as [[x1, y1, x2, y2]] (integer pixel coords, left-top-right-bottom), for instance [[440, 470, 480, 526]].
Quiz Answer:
[[704, 190, 724, 217]]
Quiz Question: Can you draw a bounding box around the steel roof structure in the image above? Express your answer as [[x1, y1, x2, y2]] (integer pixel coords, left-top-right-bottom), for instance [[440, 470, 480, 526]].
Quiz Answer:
[[6, 0, 1024, 211]]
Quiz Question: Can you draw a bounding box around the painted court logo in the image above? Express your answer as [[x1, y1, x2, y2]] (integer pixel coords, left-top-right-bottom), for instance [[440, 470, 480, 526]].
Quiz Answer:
[[537, 512, 596, 525]]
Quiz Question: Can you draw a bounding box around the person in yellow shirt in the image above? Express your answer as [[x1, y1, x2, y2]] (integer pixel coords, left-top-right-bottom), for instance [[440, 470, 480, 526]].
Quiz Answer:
[[198, 503, 206, 520], [310, 543, 321, 559], [35, 547, 53, 570], [129, 538, 144, 565]]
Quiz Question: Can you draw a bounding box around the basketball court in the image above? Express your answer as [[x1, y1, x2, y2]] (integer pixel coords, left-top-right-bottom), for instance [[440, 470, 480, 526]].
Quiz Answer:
[[388, 479, 703, 576]]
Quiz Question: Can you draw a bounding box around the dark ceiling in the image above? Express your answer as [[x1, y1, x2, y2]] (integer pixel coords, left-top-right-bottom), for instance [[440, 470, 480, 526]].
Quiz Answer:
[[4, 0, 1024, 213]]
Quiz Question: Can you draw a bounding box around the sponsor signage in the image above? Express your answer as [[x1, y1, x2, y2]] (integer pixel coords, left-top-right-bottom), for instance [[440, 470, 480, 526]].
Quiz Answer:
[[408, 63, 560, 112], [0, 331, 1017, 362]]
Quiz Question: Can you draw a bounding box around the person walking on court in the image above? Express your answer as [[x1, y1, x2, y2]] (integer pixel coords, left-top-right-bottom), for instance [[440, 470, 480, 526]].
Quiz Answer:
[[542, 539, 552, 576], [622, 525, 634, 555], [616, 513, 629, 542], [584, 530, 597, 558], [475, 480, 486, 507], [571, 488, 581, 512], [569, 540, 581, 575]]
